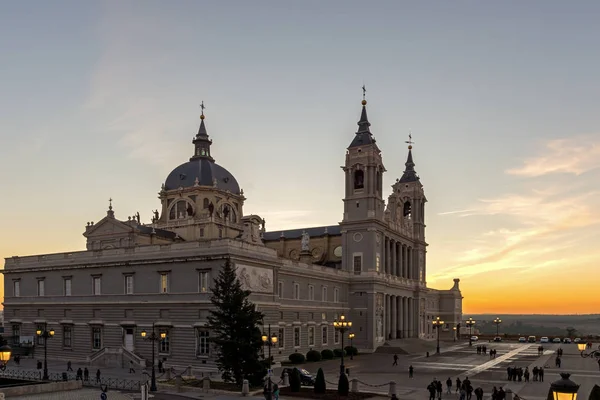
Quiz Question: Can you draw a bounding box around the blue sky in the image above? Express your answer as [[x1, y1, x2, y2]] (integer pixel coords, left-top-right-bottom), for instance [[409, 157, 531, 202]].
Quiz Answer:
[[1, 1, 599, 312]]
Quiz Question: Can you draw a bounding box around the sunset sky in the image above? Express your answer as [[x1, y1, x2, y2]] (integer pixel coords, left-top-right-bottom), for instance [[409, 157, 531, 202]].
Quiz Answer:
[[1, 1, 599, 314]]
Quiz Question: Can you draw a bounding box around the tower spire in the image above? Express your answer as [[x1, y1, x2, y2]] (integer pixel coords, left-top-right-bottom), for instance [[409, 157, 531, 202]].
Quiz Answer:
[[399, 131, 419, 183], [191, 101, 214, 161], [348, 86, 375, 148]]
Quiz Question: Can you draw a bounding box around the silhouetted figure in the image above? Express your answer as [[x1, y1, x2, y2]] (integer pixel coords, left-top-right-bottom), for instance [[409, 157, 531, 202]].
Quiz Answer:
[[67, 361, 73, 371], [393, 354, 398, 366], [96, 369, 101, 384]]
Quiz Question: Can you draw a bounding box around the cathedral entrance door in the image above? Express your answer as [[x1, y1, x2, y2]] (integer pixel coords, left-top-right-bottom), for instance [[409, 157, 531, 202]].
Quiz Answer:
[[124, 328, 134, 352]]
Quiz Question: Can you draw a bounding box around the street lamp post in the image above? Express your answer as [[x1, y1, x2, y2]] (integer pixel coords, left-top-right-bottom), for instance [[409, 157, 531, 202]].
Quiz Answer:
[[333, 315, 352, 375], [453, 327, 457, 342], [493, 317, 502, 337], [261, 325, 278, 400], [0, 342, 12, 372], [35, 324, 55, 380], [348, 333, 355, 360], [577, 343, 600, 358], [550, 373, 580, 400], [141, 323, 167, 392], [432, 317, 444, 354], [466, 318, 475, 347]]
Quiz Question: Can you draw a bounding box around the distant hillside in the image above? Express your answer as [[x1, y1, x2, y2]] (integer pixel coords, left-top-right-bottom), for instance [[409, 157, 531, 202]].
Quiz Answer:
[[465, 314, 600, 337]]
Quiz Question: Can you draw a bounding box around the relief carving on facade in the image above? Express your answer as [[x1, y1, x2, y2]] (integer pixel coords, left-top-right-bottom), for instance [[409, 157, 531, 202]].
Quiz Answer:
[[235, 264, 274, 293]]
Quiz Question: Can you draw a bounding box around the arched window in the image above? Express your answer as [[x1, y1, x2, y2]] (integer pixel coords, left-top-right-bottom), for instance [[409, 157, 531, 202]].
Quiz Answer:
[[403, 201, 412, 219], [169, 200, 192, 220], [203, 198, 209, 209], [354, 170, 364, 189], [376, 170, 382, 193], [219, 204, 237, 223]]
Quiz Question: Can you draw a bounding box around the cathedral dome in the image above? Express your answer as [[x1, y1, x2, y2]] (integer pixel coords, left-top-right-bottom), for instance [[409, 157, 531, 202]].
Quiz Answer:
[[164, 158, 240, 194]]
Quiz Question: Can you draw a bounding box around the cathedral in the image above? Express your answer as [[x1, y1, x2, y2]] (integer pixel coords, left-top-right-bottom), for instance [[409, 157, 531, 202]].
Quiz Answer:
[[2, 96, 463, 371]]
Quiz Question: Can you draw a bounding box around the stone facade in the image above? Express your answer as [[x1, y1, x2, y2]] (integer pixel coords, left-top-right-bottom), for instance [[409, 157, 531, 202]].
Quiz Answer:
[[2, 99, 462, 371]]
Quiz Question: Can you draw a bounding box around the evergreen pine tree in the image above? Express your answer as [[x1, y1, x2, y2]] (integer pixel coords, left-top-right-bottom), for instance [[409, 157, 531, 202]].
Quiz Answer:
[[207, 258, 266, 386]]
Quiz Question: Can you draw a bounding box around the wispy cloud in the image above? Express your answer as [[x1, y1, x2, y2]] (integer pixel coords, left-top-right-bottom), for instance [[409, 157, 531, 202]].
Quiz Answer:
[[506, 135, 600, 177], [429, 136, 600, 284]]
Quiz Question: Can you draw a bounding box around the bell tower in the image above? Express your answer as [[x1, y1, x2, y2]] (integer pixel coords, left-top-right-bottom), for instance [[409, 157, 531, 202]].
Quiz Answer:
[[341, 95, 386, 222]]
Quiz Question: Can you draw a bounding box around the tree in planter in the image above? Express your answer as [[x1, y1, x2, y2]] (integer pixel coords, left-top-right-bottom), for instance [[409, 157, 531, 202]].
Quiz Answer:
[[289, 368, 302, 392], [207, 258, 266, 386], [314, 368, 326, 394], [338, 372, 349, 396]]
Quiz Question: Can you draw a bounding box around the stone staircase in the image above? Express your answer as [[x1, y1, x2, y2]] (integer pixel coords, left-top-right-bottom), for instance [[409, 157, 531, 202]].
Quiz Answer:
[[376, 338, 452, 355]]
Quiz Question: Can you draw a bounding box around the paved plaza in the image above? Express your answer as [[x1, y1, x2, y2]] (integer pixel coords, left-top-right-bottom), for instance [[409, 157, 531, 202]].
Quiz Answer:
[[274, 341, 600, 400]]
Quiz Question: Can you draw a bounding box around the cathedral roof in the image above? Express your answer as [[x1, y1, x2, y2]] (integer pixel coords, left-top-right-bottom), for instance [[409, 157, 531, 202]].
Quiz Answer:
[[348, 100, 376, 148], [262, 225, 341, 241], [399, 146, 420, 183], [163, 104, 241, 194]]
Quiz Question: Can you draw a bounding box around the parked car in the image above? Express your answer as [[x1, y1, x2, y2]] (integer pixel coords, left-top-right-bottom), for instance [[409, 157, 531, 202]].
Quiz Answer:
[[540, 337, 549, 343], [470, 336, 479, 342], [528, 336, 537, 343], [553, 338, 562, 343], [493, 337, 502, 342], [518, 337, 527, 343], [281, 368, 315, 386], [564, 338, 572, 344], [574, 338, 582, 343]]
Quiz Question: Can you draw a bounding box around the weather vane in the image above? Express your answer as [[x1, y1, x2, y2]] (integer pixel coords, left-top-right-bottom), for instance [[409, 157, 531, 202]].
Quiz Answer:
[[108, 198, 113, 211], [406, 131, 414, 146], [362, 84, 366, 100]]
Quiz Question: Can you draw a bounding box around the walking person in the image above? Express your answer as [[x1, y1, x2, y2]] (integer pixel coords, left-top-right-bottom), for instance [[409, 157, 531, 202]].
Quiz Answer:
[[129, 360, 135, 374], [409, 365, 414, 378], [158, 359, 163, 374], [67, 361, 73, 372], [475, 387, 484, 400], [393, 354, 398, 366], [446, 377, 452, 394], [96, 369, 101, 384], [76, 368, 83, 381], [84, 367, 89, 382], [273, 384, 280, 400]]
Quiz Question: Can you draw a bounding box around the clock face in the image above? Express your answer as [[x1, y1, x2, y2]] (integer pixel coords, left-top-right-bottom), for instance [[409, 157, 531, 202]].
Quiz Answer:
[[333, 246, 342, 258]]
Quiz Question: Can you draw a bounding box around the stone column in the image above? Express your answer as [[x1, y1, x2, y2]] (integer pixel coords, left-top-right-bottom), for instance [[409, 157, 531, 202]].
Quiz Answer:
[[386, 238, 391, 274], [391, 241, 396, 277], [403, 245, 408, 278], [395, 242, 400, 276], [396, 296, 402, 339], [381, 236, 386, 273], [408, 248, 413, 280], [408, 298, 413, 338], [385, 294, 390, 340], [391, 295, 397, 339]]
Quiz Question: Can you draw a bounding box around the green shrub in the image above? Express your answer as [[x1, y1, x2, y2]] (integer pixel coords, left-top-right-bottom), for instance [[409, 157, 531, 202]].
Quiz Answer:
[[314, 368, 326, 394], [289, 368, 301, 392], [321, 349, 334, 359], [344, 346, 358, 356], [338, 372, 349, 396], [306, 350, 322, 362], [288, 353, 306, 364], [333, 348, 346, 357]]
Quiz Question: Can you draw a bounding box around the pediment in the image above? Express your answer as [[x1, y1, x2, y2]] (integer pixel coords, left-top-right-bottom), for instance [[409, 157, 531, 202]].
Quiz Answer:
[[83, 217, 134, 238]]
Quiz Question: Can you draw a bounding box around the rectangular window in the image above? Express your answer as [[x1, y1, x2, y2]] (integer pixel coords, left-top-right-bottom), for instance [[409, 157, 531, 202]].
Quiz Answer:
[[293, 327, 300, 347], [334, 329, 340, 344], [199, 228, 205, 237], [64, 278, 72, 296], [308, 285, 314, 300], [353, 255, 362, 274], [322, 286, 327, 301], [159, 330, 170, 354], [334, 288, 339, 303], [308, 326, 315, 346], [93, 277, 101, 295], [13, 281, 20, 297], [376, 254, 381, 272], [293, 283, 299, 300], [278, 328, 285, 348], [37, 280, 45, 296], [278, 281, 283, 299], [196, 329, 209, 356], [218, 228, 223, 238], [322, 326, 328, 345], [36, 324, 45, 346], [63, 326, 72, 348], [198, 271, 209, 293], [125, 275, 134, 295], [92, 327, 102, 350], [321, 313, 326, 321], [12, 325, 21, 345], [160, 273, 169, 293]]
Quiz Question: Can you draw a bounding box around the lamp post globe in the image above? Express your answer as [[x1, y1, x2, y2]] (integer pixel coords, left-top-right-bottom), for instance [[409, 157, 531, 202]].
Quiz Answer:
[[578, 343, 600, 358], [0, 344, 12, 371], [550, 373, 580, 400], [465, 318, 475, 347], [348, 333, 355, 360]]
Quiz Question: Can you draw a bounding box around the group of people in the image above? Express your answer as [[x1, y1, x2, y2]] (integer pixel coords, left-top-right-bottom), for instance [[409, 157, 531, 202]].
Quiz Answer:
[[427, 376, 501, 400], [506, 366, 545, 382], [475, 345, 498, 358], [263, 382, 280, 400]]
